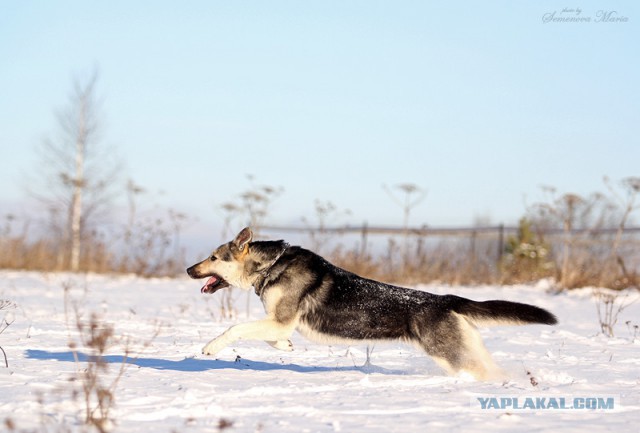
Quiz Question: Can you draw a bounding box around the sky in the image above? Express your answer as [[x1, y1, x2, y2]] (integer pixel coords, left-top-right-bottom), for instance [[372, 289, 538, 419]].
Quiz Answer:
[[1, 1, 638, 250]]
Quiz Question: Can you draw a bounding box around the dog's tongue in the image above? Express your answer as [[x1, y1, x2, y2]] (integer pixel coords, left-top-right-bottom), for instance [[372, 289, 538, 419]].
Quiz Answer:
[[201, 276, 219, 293]]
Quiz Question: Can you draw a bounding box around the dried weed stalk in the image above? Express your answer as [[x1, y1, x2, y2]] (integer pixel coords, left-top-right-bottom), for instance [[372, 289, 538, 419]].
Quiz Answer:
[[593, 289, 638, 337], [0, 299, 16, 368], [64, 285, 129, 432]]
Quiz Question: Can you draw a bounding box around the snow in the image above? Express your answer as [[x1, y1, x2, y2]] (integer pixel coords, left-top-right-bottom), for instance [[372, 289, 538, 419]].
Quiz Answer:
[[1, 271, 639, 432]]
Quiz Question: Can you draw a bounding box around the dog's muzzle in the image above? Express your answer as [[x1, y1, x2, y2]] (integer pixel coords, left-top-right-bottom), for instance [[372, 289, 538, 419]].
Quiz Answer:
[[186, 266, 229, 294]]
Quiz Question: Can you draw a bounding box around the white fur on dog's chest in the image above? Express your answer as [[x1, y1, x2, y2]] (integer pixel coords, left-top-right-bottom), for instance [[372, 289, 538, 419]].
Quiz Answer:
[[260, 285, 284, 316]]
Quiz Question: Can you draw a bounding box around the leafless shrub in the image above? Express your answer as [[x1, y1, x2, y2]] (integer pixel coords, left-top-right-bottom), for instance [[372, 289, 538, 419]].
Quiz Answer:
[[116, 209, 188, 277], [217, 288, 240, 321], [527, 179, 640, 290], [71, 314, 127, 432], [603, 176, 640, 289], [593, 289, 638, 337], [217, 176, 283, 317], [64, 286, 128, 432], [302, 199, 351, 255], [115, 179, 190, 277], [196, 284, 239, 322], [219, 175, 283, 238], [530, 190, 604, 288]]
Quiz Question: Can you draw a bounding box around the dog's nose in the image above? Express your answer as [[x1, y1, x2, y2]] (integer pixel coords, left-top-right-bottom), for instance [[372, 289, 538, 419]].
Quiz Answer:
[[186, 266, 195, 278]]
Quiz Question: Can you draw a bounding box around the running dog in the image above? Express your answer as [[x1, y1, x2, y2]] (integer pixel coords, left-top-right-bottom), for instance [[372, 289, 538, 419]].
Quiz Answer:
[[187, 227, 557, 379]]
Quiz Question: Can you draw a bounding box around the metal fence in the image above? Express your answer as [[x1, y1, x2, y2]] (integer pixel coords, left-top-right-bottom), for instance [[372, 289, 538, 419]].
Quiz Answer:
[[262, 223, 640, 263]]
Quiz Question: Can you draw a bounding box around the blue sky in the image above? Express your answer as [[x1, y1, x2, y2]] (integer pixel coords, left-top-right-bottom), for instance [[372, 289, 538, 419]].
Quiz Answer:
[[1, 1, 638, 247]]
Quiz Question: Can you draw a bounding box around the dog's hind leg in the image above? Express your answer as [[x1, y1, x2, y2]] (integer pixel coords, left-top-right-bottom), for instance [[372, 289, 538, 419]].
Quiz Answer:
[[453, 314, 505, 380], [411, 312, 503, 380]]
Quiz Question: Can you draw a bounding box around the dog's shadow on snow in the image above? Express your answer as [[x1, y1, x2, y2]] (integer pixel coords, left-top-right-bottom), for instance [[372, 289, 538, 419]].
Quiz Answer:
[[25, 349, 405, 375]]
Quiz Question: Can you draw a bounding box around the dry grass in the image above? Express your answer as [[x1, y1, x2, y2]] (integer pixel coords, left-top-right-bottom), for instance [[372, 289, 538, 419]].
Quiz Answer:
[[308, 225, 638, 291], [328, 239, 500, 286], [2, 215, 638, 291], [0, 210, 185, 277]]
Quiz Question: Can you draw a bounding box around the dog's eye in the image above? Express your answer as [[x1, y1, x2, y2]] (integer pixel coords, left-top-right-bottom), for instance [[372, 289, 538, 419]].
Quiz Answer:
[[210, 255, 217, 261]]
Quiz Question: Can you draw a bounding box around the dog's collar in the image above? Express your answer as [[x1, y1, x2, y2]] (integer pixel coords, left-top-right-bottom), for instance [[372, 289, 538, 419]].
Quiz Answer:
[[254, 243, 289, 297]]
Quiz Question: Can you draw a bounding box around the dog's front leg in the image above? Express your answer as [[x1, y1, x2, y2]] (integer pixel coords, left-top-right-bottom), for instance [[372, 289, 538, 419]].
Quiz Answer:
[[202, 319, 296, 355]]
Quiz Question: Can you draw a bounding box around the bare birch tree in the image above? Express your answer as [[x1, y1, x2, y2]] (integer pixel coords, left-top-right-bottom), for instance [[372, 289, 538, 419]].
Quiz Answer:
[[33, 72, 120, 272]]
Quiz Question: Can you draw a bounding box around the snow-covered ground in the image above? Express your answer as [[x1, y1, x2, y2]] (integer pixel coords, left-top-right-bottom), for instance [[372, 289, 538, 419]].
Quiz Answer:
[[1, 270, 639, 432]]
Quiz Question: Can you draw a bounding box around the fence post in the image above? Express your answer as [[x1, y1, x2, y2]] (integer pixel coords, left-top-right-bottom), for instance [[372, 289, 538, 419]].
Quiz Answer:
[[470, 230, 477, 256], [497, 223, 505, 263], [360, 221, 368, 259]]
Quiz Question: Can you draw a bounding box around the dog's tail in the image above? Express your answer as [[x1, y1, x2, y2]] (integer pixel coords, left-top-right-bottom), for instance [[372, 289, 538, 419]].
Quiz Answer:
[[448, 296, 557, 327]]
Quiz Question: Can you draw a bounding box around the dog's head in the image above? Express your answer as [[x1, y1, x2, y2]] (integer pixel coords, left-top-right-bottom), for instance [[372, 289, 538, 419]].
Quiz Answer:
[[186, 227, 254, 293]]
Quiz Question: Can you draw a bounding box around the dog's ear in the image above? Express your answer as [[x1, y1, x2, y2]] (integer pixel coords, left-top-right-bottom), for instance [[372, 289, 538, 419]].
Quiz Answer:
[[233, 227, 253, 252]]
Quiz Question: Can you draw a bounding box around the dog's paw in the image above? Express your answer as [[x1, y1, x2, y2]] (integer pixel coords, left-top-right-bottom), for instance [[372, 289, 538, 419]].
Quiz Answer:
[[267, 339, 294, 352], [202, 341, 223, 356]]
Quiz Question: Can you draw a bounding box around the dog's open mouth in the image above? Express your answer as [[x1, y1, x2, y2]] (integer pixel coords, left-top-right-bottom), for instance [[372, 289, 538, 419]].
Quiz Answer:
[[201, 274, 229, 294]]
